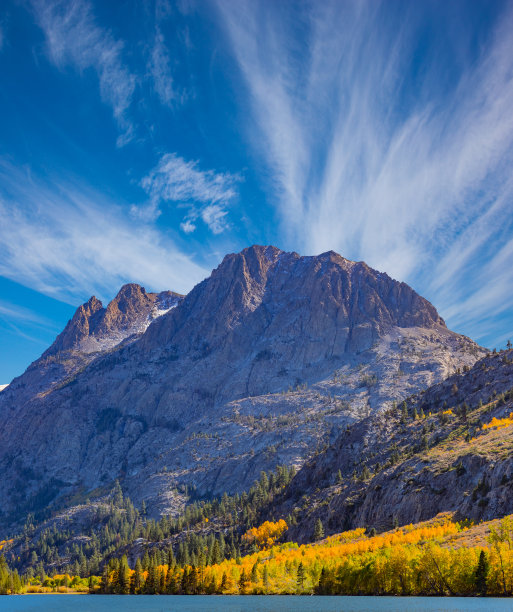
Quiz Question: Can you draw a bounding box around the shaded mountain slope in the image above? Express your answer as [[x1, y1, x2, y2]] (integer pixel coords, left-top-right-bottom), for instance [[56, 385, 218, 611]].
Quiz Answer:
[[276, 349, 513, 541]]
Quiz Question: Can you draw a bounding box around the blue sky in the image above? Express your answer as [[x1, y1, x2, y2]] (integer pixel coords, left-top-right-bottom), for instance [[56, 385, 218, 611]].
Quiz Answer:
[[1, 0, 513, 383]]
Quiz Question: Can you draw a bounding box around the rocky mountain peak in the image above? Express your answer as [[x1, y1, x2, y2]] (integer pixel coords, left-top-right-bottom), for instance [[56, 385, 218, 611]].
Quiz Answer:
[[143, 245, 446, 362], [42, 284, 182, 359], [96, 283, 155, 337], [43, 295, 105, 356]]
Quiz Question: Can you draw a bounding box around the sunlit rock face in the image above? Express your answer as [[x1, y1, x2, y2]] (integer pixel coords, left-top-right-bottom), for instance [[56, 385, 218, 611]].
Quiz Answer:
[[0, 245, 484, 529]]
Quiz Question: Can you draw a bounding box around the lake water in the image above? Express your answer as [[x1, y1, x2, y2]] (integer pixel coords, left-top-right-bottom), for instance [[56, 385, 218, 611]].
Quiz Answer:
[[0, 595, 510, 612]]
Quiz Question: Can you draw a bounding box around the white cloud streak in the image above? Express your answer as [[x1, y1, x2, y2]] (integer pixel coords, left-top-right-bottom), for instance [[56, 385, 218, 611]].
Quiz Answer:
[[0, 161, 208, 304], [0, 301, 56, 328], [215, 0, 513, 345], [0, 301, 58, 345], [148, 0, 181, 108], [30, 0, 137, 146], [139, 153, 240, 234], [150, 26, 176, 107]]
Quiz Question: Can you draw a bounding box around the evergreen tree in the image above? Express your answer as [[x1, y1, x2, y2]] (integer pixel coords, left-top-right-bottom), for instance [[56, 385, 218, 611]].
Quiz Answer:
[[262, 565, 269, 590], [220, 571, 228, 592], [297, 561, 305, 589], [141, 550, 150, 571], [238, 568, 249, 593], [166, 568, 178, 594], [211, 539, 222, 565], [100, 564, 110, 594], [251, 562, 258, 583], [316, 567, 327, 595], [112, 480, 123, 506], [400, 401, 408, 423], [313, 518, 325, 541], [117, 555, 130, 594], [474, 550, 489, 596], [167, 547, 175, 567], [145, 563, 157, 594], [131, 559, 144, 594]]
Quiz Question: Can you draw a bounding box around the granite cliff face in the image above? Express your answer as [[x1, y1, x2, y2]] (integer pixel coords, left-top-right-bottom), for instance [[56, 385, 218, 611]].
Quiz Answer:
[[0, 246, 485, 530]]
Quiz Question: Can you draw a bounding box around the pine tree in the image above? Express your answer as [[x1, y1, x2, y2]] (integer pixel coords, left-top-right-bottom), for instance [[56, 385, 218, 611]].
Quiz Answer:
[[251, 562, 258, 583], [220, 571, 228, 592], [118, 555, 130, 594], [400, 401, 408, 424], [166, 568, 178, 594], [167, 547, 175, 567], [133, 558, 144, 594], [100, 564, 110, 593], [474, 550, 489, 596], [313, 518, 325, 541], [145, 563, 157, 594], [141, 550, 150, 571], [112, 480, 123, 506], [180, 568, 189, 594], [238, 568, 249, 593], [262, 565, 269, 590], [316, 567, 327, 595], [297, 561, 305, 589], [211, 539, 221, 565]]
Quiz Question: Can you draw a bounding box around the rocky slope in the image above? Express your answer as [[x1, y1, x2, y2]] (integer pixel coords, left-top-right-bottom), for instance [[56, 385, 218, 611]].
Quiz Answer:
[[0, 246, 485, 531], [277, 349, 513, 541]]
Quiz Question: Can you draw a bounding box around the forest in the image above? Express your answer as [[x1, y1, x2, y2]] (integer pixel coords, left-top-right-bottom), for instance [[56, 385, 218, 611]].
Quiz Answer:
[[3, 513, 513, 596]]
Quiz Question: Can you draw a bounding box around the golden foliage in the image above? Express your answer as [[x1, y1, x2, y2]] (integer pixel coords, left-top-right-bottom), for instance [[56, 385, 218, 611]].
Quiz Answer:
[[482, 412, 513, 432], [242, 519, 288, 549]]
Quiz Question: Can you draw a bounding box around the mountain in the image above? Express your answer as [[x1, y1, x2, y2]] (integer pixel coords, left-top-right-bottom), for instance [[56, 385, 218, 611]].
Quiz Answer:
[[275, 348, 513, 541], [0, 245, 485, 531]]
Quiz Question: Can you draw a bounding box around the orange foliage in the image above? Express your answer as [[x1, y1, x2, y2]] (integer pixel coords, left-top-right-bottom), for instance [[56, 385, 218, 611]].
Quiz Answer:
[[198, 516, 462, 594], [242, 519, 288, 549], [441, 409, 455, 418], [483, 412, 513, 432]]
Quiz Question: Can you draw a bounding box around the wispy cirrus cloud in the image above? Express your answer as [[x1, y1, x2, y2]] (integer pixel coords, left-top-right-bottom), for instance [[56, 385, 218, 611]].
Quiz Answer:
[[30, 0, 136, 146], [0, 300, 56, 328], [148, 0, 181, 108], [138, 153, 240, 234], [0, 300, 59, 345], [150, 26, 176, 107], [0, 160, 208, 303], [215, 0, 513, 345]]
